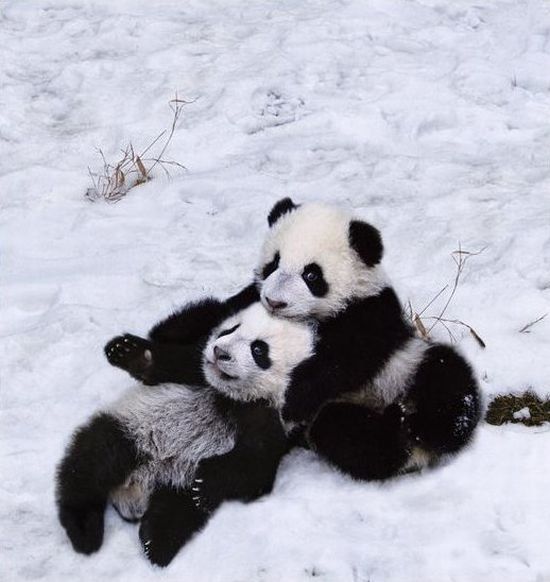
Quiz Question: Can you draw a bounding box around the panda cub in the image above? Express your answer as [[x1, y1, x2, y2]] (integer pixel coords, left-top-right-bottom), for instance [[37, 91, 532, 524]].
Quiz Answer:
[[255, 199, 482, 479], [56, 304, 313, 567]]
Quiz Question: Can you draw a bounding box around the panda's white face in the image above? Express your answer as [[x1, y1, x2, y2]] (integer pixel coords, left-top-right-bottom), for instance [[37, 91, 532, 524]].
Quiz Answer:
[[256, 203, 387, 321], [202, 303, 314, 407]]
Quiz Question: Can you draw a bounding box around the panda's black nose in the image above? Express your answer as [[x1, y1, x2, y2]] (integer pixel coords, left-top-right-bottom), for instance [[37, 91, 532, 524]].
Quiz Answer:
[[266, 297, 287, 310], [214, 346, 232, 361]]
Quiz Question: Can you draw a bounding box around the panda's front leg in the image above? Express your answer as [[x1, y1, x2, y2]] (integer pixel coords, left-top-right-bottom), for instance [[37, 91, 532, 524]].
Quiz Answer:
[[139, 486, 208, 567], [104, 334, 156, 383], [104, 335, 208, 387], [281, 359, 336, 423], [191, 402, 290, 512]]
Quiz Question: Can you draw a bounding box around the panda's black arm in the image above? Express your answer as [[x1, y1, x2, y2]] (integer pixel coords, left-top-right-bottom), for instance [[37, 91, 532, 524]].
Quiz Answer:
[[104, 283, 259, 385], [283, 288, 413, 422], [148, 283, 259, 345], [191, 400, 290, 512], [105, 333, 209, 385], [281, 355, 350, 422]]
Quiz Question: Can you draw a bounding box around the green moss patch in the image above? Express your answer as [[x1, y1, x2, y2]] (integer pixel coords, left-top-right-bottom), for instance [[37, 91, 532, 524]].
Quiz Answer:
[[486, 391, 550, 427]]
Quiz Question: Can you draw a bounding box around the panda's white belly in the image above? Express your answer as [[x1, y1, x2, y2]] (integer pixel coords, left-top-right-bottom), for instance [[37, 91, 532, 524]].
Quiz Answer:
[[108, 384, 236, 520], [341, 336, 429, 409]]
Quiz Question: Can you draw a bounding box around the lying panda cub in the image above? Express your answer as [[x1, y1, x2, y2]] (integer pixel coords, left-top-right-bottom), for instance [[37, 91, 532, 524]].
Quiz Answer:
[[105, 198, 481, 501], [56, 304, 313, 567]]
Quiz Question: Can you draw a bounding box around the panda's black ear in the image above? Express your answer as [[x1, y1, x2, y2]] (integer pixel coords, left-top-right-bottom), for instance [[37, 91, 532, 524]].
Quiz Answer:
[[349, 220, 384, 267], [268, 197, 298, 227]]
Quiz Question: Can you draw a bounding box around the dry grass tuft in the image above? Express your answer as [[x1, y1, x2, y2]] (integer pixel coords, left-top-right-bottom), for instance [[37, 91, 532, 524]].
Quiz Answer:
[[86, 95, 189, 202], [485, 391, 550, 426], [406, 244, 486, 348]]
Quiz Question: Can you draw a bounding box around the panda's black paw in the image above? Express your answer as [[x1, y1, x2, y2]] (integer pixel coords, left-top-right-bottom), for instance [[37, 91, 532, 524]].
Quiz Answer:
[[139, 488, 207, 567], [281, 384, 319, 423], [104, 334, 153, 381], [139, 515, 180, 567], [59, 503, 105, 555], [384, 402, 408, 427]]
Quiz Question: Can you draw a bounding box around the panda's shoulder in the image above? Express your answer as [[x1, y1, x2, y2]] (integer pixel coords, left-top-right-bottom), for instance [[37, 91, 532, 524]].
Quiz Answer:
[[321, 286, 404, 330]]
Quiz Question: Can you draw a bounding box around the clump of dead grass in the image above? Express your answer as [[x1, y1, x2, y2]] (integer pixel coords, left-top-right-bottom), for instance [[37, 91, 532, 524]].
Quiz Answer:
[[485, 391, 550, 426], [406, 244, 486, 348], [86, 95, 189, 202]]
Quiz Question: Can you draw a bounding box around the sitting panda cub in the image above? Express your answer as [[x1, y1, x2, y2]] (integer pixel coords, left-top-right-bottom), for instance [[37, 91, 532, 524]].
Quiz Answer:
[[56, 304, 313, 567], [255, 199, 481, 479]]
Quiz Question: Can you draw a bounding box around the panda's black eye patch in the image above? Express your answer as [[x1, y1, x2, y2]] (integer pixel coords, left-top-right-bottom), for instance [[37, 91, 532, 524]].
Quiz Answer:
[[261, 252, 280, 280], [302, 263, 328, 297], [250, 340, 271, 370], [217, 324, 240, 339]]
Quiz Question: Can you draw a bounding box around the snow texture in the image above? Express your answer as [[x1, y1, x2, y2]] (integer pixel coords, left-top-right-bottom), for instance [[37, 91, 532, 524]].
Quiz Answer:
[[1, 0, 550, 580]]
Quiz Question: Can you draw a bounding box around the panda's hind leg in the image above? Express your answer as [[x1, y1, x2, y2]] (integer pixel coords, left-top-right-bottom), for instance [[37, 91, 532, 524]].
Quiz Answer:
[[406, 344, 481, 457], [308, 402, 411, 481], [56, 413, 140, 554], [139, 486, 208, 567]]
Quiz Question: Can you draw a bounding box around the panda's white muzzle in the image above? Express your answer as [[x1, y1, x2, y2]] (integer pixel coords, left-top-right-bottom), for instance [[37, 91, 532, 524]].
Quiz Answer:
[[261, 271, 317, 319]]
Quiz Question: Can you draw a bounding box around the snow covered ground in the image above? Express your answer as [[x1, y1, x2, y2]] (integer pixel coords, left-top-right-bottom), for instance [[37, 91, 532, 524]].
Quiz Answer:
[[2, 0, 550, 580]]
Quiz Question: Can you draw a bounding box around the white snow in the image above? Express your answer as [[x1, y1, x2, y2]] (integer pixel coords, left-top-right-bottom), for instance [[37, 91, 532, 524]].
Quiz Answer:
[[513, 407, 532, 421], [2, 0, 550, 580]]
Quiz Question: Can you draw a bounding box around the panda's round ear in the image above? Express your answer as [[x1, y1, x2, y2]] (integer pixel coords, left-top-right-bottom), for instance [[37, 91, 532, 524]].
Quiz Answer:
[[267, 197, 298, 227], [349, 220, 384, 267]]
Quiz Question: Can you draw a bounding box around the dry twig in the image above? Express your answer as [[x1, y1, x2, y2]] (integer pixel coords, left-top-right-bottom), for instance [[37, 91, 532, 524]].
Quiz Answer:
[[409, 244, 486, 347], [519, 313, 548, 334], [86, 94, 189, 202]]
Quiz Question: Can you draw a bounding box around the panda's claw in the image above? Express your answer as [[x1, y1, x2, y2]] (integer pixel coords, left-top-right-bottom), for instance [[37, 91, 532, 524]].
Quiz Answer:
[[190, 477, 212, 513]]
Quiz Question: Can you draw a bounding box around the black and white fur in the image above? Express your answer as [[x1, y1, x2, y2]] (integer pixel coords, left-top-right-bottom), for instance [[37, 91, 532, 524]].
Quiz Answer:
[[57, 304, 313, 566], [103, 198, 481, 493], [256, 199, 481, 480]]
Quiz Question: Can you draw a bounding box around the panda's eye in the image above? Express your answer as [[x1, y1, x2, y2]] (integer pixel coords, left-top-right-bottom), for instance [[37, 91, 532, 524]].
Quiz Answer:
[[301, 263, 329, 297], [304, 269, 318, 282], [250, 340, 271, 370]]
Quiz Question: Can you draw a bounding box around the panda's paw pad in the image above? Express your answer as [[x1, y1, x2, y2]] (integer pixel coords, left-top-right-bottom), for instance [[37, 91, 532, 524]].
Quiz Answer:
[[104, 334, 153, 376]]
